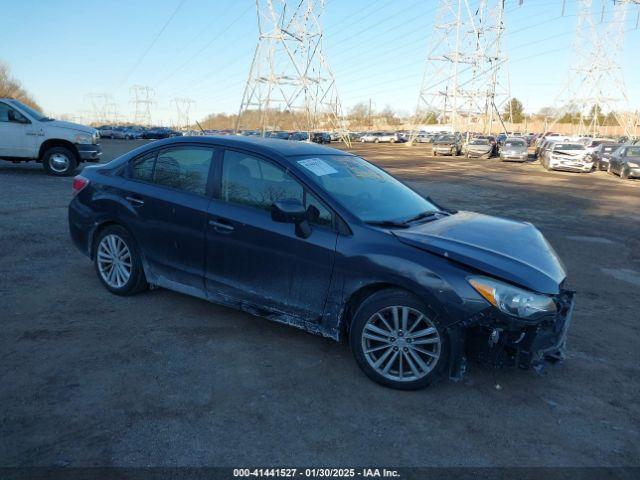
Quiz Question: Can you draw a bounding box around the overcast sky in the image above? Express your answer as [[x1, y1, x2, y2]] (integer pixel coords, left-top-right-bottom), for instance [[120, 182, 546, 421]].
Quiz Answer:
[[2, 0, 639, 124]]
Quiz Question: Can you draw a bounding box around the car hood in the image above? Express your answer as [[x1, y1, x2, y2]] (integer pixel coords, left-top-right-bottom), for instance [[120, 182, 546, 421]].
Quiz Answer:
[[552, 149, 586, 158], [48, 120, 95, 135], [467, 144, 492, 150], [392, 211, 566, 294], [502, 146, 527, 153]]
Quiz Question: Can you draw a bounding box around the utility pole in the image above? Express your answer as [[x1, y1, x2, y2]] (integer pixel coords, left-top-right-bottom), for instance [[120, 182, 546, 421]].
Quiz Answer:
[[235, 0, 349, 143], [546, 0, 639, 138], [410, 0, 510, 141], [368, 98, 372, 130]]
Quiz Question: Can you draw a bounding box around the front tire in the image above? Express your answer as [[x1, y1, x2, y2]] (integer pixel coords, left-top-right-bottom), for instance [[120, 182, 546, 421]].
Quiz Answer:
[[94, 225, 148, 296], [349, 289, 448, 390], [42, 146, 78, 176]]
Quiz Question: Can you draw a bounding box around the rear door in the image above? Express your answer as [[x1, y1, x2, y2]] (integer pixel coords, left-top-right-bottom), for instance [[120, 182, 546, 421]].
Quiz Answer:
[[204, 148, 338, 324], [118, 145, 216, 291]]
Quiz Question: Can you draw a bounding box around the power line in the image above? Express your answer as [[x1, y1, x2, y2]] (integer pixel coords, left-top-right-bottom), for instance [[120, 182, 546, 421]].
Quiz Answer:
[[116, 0, 188, 90]]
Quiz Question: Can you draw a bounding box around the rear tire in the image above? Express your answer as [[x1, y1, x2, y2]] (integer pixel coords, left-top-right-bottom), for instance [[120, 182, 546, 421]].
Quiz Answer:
[[349, 289, 449, 390], [94, 225, 148, 296], [42, 146, 78, 177]]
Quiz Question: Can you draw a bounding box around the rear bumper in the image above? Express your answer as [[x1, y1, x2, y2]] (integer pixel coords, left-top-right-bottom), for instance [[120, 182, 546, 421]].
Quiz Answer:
[[77, 143, 102, 162], [68, 198, 96, 258]]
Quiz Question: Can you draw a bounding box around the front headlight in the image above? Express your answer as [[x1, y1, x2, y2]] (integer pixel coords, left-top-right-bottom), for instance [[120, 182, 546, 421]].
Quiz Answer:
[[75, 133, 93, 144], [468, 276, 557, 320]]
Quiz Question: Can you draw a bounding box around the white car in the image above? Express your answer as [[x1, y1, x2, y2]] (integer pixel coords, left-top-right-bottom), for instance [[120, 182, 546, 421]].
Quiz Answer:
[[0, 98, 101, 176], [360, 132, 399, 143], [541, 142, 592, 172]]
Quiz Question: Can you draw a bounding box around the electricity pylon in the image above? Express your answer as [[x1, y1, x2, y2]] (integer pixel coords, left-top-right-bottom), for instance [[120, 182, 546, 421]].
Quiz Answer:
[[549, 0, 639, 138], [85, 93, 119, 125], [171, 97, 195, 130], [411, 0, 510, 139], [130, 85, 155, 126], [235, 0, 348, 142]]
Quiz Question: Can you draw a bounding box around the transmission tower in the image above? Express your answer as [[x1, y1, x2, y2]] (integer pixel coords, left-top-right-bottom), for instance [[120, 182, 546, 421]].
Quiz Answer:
[[549, 0, 639, 138], [171, 97, 195, 130], [130, 85, 155, 126], [411, 0, 510, 138], [85, 93, 118, 125], [235, 0, 348, 141]]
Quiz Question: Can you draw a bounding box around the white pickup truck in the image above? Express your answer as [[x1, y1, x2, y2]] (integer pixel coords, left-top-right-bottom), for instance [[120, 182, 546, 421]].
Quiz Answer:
[[0, 98, 101, 176]]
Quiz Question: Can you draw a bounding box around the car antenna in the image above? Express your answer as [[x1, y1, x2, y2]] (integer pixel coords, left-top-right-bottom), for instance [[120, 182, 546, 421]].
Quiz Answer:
[[195, 121, 206, 135]]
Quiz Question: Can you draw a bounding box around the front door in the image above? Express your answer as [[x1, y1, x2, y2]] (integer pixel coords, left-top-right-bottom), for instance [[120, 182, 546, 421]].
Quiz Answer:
[[117, 145, 216, 291], [205, 149, 338, 324], [0, 102, 33, 158]]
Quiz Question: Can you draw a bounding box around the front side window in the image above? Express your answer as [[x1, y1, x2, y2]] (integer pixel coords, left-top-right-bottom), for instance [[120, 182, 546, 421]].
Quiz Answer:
[[625, 147, 640, 157], [0, 103, 11, 122], [292, 154, 438, 223], [221, 150, 332, 226], [153, 147, 213, 195]]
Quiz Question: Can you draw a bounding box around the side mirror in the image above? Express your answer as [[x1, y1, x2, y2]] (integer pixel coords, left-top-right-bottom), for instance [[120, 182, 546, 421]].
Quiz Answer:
[[271, 199, 311, 238]]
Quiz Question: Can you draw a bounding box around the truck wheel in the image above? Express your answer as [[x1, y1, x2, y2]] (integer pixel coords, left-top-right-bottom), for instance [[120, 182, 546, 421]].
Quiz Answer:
[[42, 147, 78, 177]]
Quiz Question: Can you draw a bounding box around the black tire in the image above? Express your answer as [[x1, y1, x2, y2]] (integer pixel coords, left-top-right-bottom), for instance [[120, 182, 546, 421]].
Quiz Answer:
[[349, 288, 449, 390], [374, 138, 379, 143], [42, 146, 78, 176], [93, 225, 148, 296]]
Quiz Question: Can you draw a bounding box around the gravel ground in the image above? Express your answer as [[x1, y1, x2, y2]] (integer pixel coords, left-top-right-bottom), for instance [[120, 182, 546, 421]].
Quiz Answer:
[[1, 139, 639, 468]]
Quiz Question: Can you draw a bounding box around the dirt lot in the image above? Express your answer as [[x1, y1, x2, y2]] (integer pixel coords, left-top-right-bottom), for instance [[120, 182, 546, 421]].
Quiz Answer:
[[1, 139, 639, 468]]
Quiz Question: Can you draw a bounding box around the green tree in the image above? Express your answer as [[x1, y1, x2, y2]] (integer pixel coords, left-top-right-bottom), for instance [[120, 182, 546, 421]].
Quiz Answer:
[[504, 98, 524, 124]]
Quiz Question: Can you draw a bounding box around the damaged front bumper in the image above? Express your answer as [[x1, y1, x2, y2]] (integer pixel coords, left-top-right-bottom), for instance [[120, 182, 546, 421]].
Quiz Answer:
[[447, 290, 575, 380]]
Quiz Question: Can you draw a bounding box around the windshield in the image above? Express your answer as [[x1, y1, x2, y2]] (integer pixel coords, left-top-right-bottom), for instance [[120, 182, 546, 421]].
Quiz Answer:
[[469, 139, 489, 145], [437, 135, 455, 142], [553, 143, 585, 151], [8, 99, 51, 121], [292, 155, 439, 223], [505, 140, 526, 147], [627, 147, 640, 157], [602, 145, 621, 153]]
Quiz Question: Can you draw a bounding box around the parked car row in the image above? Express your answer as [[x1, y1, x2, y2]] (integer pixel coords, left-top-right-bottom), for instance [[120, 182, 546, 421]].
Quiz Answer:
[[534, 135, 639, 179], [97, 125, 182, 140]]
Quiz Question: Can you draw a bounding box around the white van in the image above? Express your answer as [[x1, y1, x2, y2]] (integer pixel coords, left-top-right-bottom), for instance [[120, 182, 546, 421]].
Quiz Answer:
[[0, 98, 101, 176]]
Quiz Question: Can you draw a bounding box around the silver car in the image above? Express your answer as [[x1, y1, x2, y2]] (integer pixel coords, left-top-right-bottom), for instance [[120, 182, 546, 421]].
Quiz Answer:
[[500, 138, 529, 162], [463, 138, 493, 158]]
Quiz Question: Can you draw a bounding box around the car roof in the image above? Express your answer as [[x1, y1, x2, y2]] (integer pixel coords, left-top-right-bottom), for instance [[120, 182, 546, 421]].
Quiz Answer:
[[142, 135, 352, 158]]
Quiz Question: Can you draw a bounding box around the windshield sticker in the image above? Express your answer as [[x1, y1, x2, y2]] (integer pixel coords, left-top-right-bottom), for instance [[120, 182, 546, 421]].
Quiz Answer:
[[297, 158, 338, 176]]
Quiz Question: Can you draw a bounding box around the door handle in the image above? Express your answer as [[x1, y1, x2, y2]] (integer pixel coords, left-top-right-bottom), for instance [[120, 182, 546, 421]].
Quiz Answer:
[[125, 196, 145, 206], [209, 219, 234, 232]]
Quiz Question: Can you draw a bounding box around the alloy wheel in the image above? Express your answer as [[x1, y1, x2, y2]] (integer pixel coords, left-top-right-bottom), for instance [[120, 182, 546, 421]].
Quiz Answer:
[[97, 234, 132, 288], [361, 306, 441, 382]]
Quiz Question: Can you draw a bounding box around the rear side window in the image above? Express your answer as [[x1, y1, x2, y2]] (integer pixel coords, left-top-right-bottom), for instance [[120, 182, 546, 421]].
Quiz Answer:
[[153, 147, 214, 195], [128, 147, 214, 196], [130, 152, 156, 182]]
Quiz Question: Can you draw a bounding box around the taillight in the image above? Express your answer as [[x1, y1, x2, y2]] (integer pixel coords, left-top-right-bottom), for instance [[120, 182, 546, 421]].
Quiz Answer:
[[72, 175, 89, 196]]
